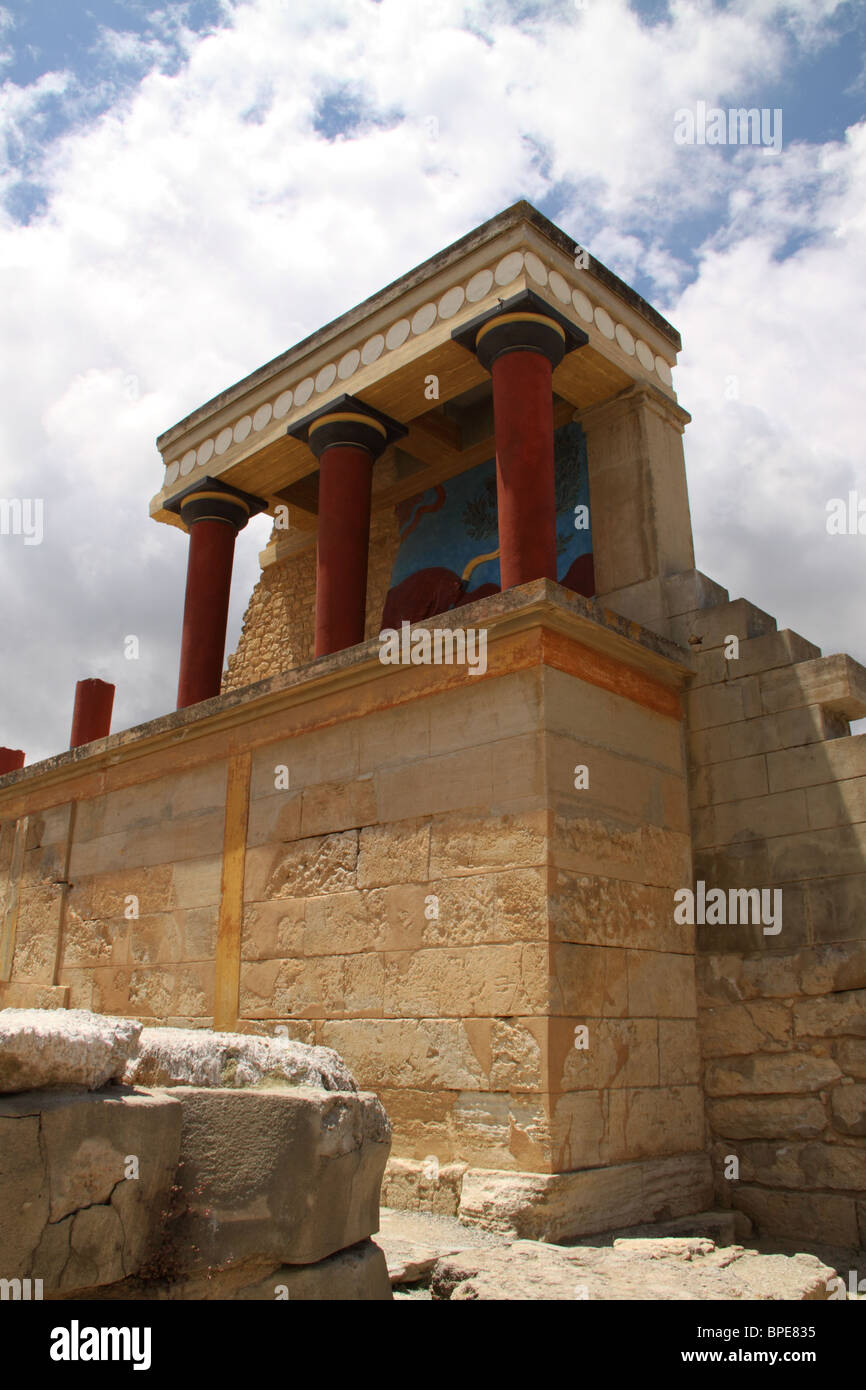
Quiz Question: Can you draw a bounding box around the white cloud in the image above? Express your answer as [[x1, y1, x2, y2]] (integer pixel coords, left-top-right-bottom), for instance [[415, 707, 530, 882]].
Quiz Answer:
[[0, 0, 862, 762]]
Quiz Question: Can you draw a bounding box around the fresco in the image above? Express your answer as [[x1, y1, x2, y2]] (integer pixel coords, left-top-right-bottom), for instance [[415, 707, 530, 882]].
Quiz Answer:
[[381, 419, 594, 628]]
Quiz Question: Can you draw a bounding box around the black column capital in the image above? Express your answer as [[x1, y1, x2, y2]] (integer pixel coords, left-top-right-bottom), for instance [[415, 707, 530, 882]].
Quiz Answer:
[[287, 393, 407, 462], [451, 288, 588, 370], [165, 477, 268, 532]]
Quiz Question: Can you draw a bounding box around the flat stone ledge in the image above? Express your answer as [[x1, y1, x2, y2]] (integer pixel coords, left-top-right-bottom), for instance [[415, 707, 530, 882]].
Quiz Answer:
[[123, 1026, 356, 1092], [0, 1009, 141, 1094]]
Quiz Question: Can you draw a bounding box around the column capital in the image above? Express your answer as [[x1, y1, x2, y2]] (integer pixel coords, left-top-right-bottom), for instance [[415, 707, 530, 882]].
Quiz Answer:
[[165, 477, 267, 532], [287, 393, 407, 461], [452, 288, 588, 370]]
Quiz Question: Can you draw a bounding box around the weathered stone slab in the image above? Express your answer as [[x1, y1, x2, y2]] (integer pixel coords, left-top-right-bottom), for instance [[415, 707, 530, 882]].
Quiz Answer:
[[0, 1008, 141, 1093], [155, 1086, 391, 1273], [431, 1237, 838, 1301], [236, 1240, 392, 1300], [458, 1153, 714, 1242], [123, 1025, 356, 1092], [0, 1087, 181, 1292]]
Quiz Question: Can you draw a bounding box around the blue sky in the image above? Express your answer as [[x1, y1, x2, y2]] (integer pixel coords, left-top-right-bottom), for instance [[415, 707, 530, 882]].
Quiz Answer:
[[0, 0, 864, 759]]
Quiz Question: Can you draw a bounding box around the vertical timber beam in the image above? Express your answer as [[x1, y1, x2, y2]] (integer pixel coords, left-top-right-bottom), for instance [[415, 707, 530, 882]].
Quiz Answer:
[[213, 752, 251, 1031]]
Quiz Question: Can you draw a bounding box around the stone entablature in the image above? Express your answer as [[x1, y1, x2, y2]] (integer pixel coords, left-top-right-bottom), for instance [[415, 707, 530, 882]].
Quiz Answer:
[[149, 201, 683, 535]]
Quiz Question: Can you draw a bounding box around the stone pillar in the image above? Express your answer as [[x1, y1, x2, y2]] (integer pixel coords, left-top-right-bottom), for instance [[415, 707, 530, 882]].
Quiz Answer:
[[168, 480, 266, 710], [70, 679, 115, 748], [453, 289, 588, 591], [576, 385, 695, 632], [0, 748, 24, 775], [288, 395, 407, 657]]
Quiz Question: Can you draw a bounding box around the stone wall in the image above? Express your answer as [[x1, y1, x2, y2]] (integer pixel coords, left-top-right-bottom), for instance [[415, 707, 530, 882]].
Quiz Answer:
[[223, 508, 401, 692], [679, 575, 866, 1247], [0, 586, 703, 1209]]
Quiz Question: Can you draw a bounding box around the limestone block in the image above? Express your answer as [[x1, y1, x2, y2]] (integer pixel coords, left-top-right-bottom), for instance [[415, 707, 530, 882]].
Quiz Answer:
[[358, 701, 431, 775], [234, 1240, 392, 1300], [766, 732, 866, 794], [731, 629, 822, 680], [382, 1157, 467, 1216], [300, 775, 378, 839], [662, 570, 729, 619], [707, 1096, 827, 1140], [546, 734, 688, 833], [377, 745, 495, 822], [606, 1085, 705, 1162], [552, 814, 691, 888], [760, 654, 866, 720], [241, 897, 305, 961], [0, 1008, 141, 1092], [836, 1038, 866, 1079], [722, 1140, 866, 1191], [551, 1017, 659, 1092], [693, 789, 809, 849], [549, 943, 628, 1018], [669, 597, 777, 652], [658, 1019, 702, 1084], [383, 944, 547, 1018], [626, 950, 696, 1018], [807, 877, 866, 946], [457, 1152, 713, 1241], [690, 754, 768, 809], [245, 790, 302, 849], [543, 667, 685, 773], [794, 990, 866, 1039], [830, 1084, 866, 1135], [320, 1018, 489, 1091], [699, 1001, 793, 1057], [797, 943, 866, 996], [254, 829, 358, 901], [68, 811, 226, 878], [123, 1026, 356, 1091], [427, 670, 541, 756], [155, 1086, 391, 1272], [431, 1237, 836, 1301], [0, 1087, 181, 1291], [429, 810, 548, 876], [734, 1186, 860, 1248], [806, 776, 866, 831], [550, 870, 693, 953], [357, 819, 431, 888], [705, 1053, 841, 1098], [770, 824, 866, 884]]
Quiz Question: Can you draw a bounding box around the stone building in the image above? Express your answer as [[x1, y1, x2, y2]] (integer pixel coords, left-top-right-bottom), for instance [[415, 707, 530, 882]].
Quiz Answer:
[[1, 201, 864, 1245]]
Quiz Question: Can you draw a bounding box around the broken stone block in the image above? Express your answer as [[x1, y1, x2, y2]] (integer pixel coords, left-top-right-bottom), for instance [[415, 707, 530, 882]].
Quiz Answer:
[[0, 1087, 181, 1293], [0, 1008, 141, 1093], [123, 1025, 356, 1092], [152, 1086, 391, 1274]]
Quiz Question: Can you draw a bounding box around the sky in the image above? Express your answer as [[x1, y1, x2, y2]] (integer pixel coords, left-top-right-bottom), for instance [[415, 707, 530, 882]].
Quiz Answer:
[[0, 0, 864, 763]]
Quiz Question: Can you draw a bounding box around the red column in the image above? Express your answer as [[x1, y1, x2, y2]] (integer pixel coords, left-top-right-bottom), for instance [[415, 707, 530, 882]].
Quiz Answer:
[[452, 289, 588, 595], [70, 678, 115, 748], [315, 444, 373, 657], [491, 349, 557, 589], [176, 516, 239, 709], [288, 395, 406, 659], [0, 748, 24, 775]]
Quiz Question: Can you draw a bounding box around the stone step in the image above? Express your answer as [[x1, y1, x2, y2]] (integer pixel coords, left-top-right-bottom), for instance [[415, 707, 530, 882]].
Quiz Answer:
[[669, 597, 778, 651], [760, 653, 866, 721], [690, 629, 822, 689]]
